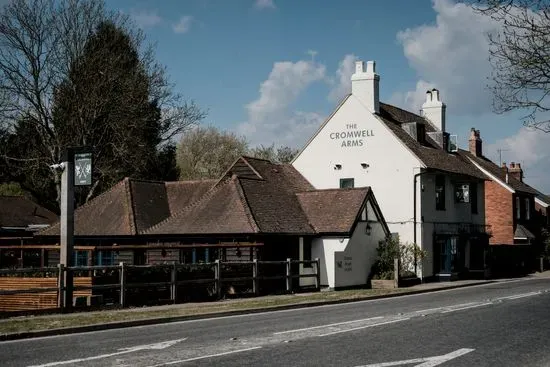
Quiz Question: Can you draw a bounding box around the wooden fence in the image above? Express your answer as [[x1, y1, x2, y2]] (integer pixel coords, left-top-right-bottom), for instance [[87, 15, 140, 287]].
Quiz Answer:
[[0, 258, 320, 313]]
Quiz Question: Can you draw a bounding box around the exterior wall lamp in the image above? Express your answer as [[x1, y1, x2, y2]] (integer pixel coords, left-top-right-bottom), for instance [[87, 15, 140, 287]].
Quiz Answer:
[[361, 163, 369, 169], [366, 223, 372, 236], [334, 164, 342, 170]]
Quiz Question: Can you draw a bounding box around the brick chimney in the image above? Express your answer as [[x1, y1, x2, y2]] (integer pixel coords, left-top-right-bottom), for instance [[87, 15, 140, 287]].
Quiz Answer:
[[502, 162, 509, 184], [351, 60, 380, 114], [509, 162, 524, 182], [468, 128, 482, 157]]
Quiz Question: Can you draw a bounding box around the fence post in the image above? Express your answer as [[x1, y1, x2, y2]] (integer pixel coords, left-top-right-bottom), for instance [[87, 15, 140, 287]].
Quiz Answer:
[[286, 258, 292, 293], [170, 261, 177, 303], [214, 260, 221, 299], [541, 256, 544, 273], [252, 259, 259, 296], [119, 262, 126, 307], [394, 257, 399, 288], [315, 258, 321, 291], [57, 263, 65, 310]]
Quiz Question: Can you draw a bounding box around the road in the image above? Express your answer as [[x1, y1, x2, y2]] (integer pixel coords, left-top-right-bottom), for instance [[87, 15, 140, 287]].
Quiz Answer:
[[1, 277, 549, 367]]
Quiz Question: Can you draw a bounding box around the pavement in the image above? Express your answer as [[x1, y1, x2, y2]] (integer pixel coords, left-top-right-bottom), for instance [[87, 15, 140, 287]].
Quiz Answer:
[[1, 275, 549, 366], [1, 271, 550, 342]]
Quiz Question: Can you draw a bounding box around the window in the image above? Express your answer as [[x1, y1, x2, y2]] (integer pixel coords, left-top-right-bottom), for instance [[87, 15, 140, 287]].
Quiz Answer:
[[525, 198, 530, 220], [470, 183, 478, 214], [302, 238, 312, 268], [435, 175, 446, 211], [454, 184, 470, 203], [74, 251, 89, 267], [180, 248, 193, 264], [96, 251, 114, 266], [516, 196, 521, 219], [340, 178, 354, 188]]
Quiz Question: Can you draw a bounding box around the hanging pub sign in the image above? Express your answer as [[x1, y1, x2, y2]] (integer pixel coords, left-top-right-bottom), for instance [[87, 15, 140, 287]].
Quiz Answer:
[[74, 151, 93, 186]]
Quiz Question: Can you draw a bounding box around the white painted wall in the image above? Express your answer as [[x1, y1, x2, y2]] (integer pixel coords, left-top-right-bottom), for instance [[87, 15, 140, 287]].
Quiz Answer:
[[310, 200, 387, 288], [299, 237, 315, 287], [293, 92, 486, 280]]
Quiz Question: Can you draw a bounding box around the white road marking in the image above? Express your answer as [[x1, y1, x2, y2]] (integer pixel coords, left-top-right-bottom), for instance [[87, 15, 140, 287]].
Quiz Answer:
[[27, 338, 187, 367], [495, 291, 541, 301], [356, 348, 475, 367], [273, 316, 384, 335], [441, 302, 493, 313], [3, 280, 546, 345], [146, 346, 262, 366], [414, 306, 446, 314], [317, 318, 410, 337]]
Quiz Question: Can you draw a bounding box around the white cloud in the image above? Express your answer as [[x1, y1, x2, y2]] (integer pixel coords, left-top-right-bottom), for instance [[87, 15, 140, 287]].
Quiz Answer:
[[393, 0, 500, 115], [254, 0, 276, 10], [486, 127, 550, 192], [130, 9, 162, 29], [237, 59, 326, 146], [173, 15, 194, 34], [327, 54, 357, 103]]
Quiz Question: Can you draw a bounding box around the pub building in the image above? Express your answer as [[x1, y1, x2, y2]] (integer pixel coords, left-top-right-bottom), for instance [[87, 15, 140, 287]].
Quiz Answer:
[[293, 60, 491, 281], [1, 156, 390, 290]]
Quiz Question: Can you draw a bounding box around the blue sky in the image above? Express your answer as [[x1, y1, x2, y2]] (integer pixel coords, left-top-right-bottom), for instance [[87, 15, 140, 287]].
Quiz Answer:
[[107, 0, 550, 192]]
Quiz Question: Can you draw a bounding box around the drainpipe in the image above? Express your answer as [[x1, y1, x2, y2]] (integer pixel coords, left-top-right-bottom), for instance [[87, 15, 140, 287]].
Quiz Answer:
[[413, 169, 431, 281]]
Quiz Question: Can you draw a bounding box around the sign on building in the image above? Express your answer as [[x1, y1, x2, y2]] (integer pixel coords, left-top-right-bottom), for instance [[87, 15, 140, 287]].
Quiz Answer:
[[74, 152, 92, 186]]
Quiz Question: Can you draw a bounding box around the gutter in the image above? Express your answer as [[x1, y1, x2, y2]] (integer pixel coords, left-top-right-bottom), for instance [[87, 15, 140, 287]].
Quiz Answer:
[[413, 169, 431, 280]]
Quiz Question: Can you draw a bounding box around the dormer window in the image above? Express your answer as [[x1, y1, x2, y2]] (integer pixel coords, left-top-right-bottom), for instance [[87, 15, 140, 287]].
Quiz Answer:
[[417, 123, 426, 144]]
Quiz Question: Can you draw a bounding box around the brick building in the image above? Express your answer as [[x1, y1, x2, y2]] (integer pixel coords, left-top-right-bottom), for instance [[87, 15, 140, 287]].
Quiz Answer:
[[461, 128, 549, 274]]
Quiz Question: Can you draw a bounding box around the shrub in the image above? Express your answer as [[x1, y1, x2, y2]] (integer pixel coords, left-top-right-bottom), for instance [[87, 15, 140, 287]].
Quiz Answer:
[[370, 235, 427, 280]]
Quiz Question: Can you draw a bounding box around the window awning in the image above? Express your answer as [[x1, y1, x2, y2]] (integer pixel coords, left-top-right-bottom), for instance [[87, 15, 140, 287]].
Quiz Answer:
[[514, 224, 535, 240]]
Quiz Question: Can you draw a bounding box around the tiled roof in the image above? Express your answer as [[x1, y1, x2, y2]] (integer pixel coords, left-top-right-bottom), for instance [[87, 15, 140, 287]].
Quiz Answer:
[[41, 157, 379, 237], [236, 157, 315, 234], [459, 150, 539, 195], [147, 176, 260, 235], [148, 157, 316, 235], [0, 196, 58, 229], [297, 188, 370, 233], [378, 103, 487, 180], [40, 178, 216, 236], [514, 224, 535, 239]]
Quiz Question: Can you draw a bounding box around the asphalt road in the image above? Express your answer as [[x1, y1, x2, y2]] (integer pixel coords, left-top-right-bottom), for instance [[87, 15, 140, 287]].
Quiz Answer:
[[1, 277, 550, 367]]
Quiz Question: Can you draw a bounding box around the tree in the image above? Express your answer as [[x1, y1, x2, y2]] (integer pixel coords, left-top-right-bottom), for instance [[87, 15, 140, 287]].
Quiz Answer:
[[0, 0, 204, 209], [473, 0, 550, 131], [249, 144, 299, 163], [176, 126, 249, 180]]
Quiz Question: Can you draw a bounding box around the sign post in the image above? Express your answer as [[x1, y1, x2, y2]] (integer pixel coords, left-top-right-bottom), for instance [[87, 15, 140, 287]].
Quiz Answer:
[[55, 147, 92, 310]]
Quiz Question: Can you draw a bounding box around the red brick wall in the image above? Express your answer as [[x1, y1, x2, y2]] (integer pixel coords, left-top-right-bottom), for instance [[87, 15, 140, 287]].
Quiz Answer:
[[485, 181, 514, 244]]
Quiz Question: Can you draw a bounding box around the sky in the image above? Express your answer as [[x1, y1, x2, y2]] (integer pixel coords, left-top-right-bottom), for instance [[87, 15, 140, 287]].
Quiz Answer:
[[106, 0, 550, 193]]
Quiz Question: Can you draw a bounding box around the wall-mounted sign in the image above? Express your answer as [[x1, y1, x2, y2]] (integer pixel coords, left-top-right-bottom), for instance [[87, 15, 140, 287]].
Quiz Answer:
[[329, 123, 374, 147], [344, 256, 352, 272], [74, 152, 92, 186]]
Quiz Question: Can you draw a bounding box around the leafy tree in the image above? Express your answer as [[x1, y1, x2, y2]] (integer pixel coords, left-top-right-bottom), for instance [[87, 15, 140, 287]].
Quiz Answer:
[[176, 126, 249, 180], [473, 0, 550, 131], [0, 0, 204, 209], [249, 144, 300, 163]]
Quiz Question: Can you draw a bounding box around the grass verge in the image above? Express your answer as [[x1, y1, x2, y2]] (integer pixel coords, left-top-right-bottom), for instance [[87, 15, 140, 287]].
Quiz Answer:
[[0, 288, 410, 335]]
